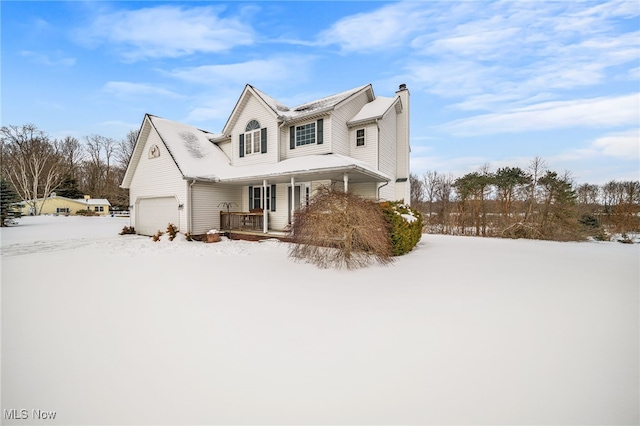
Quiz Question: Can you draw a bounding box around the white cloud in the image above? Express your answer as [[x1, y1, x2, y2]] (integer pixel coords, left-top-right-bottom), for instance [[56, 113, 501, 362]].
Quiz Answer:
[[441, 94, 640, 136], [166, 56, 313, 86], [78, 5, 254, 60], [399, 1, 639, 114], [316, 2, 431, 52], [591, 129, 640, 159], [20, 51, 76, 67], [102, 82, 183, 99]]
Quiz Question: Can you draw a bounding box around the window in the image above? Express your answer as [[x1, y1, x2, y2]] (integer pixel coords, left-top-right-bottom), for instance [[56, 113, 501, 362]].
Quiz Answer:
[[56, 207, 69, 214], [296, 123, 316, 146], [244, 130, 261, 155], [249, 185, 276, 212], [290, 119, 323, 149], [356, 129, 365, 146], [240, 120, 267, 157], [251, 187, 262, 210], [94, 206, 104, 212]]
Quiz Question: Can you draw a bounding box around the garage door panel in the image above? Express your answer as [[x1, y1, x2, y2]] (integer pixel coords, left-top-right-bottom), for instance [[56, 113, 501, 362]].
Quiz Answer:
[[136, 197, 178, 236]]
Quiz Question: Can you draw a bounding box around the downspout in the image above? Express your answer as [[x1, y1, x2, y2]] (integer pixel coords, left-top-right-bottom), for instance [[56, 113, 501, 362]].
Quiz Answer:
[[377, 180, 389, 200], [189, 179, 196, 234]]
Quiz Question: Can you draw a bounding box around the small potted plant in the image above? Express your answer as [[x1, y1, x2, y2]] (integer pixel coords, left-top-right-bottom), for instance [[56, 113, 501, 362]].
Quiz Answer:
[[206, 229, 220, 243]]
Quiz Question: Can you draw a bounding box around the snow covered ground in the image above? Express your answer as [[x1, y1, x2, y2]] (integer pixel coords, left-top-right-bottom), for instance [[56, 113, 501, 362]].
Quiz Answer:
[[1, 216, 639, 425]]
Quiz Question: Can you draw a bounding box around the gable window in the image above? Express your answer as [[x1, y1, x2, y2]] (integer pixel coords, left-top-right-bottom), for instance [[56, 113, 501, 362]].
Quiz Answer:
[[240, 120, 267, 157], [356, 128, 365, 146], [289, 119, 323, 149]]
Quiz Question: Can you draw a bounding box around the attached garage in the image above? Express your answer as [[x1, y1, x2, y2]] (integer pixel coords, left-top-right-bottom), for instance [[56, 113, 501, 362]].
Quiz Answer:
[[135, 196, 179, 236]]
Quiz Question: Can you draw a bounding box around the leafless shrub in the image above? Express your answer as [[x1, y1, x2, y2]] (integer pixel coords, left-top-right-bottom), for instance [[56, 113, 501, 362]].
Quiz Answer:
[[288, 186, 393, 269]]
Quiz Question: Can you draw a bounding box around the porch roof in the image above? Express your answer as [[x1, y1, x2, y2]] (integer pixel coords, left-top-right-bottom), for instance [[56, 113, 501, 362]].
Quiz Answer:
[[185, 153, 390, 185]]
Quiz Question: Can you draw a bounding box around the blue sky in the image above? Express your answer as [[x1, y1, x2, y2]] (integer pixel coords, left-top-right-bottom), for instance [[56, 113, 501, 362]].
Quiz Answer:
[[2, 1, 639, 184]]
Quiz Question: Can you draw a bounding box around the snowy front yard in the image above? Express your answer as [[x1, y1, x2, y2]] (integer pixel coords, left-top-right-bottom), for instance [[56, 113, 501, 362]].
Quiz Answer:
[[1, 216, 638, 425]]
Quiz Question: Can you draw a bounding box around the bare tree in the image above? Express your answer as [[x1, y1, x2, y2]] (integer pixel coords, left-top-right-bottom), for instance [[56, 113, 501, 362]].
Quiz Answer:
[[0, 124, 64, 215], [117, 129, 139, 169], [422, 170, 440, 222], [58, 136, 85, 178], [82, 134, 118, 198], [524, 156, 547, 223]]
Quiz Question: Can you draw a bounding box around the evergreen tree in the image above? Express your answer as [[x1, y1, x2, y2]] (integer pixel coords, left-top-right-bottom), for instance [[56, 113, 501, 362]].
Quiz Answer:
[[1, 177, 22, 225], [56, 175, 84, 199]]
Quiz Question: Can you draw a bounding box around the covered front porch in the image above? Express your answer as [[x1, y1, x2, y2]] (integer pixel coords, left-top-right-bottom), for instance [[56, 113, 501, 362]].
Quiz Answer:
[[215, 164, 390, 234]]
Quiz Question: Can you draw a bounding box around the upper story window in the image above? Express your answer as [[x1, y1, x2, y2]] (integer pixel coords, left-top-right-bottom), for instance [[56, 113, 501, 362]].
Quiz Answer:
[[296, 123, 316, 146], [240, 120, 267, 157], [356, 129, 365, 146], [289, 119, 323, 149]]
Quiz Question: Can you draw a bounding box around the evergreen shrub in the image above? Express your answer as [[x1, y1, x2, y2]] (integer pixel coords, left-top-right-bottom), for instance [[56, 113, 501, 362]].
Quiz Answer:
[[380, 201, 423, 256]]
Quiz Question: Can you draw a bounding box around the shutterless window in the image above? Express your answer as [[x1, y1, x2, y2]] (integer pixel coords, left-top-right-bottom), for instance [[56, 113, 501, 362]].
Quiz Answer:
[[296, 123, 316, 146], [356, 129, 365, 146]]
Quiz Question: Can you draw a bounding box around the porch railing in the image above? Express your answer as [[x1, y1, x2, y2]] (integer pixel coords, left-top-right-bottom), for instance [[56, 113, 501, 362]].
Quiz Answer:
[[220, 211, 264, 231]]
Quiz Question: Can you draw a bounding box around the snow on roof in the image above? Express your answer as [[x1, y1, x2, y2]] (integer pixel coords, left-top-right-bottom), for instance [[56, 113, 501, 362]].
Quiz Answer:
[[253, 84, 372, 121], [78, 198, 111, 206], [149, 115, 234, 180], [214, 153, 390, 183], [147, 115, 388, 183], [251, 86, 291, 113], [347, 96, 398, 126]]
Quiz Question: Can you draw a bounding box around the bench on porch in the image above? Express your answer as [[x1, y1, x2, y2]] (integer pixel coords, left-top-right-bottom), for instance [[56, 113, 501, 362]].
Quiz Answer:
[[220, 211, 264, 231]]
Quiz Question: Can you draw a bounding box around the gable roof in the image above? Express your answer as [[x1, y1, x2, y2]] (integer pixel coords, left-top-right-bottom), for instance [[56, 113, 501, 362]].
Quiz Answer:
[[121, 114, 232, 187], [347, 96, 401, 127], [122, 114, 389, 186], [220, 84, 375, 136]]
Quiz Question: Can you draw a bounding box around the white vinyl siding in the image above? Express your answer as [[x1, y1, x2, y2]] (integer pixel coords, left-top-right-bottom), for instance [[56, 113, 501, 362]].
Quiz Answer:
[[350, 123, 378, 169], [217, 140, 232, 159], [349, 182, 378, 199], [377, 107, 397, 201], [129, 124, 187, 233], [191, 183, 241, 234], [231, 94, 277, 166], [330, 90, 372, 156]]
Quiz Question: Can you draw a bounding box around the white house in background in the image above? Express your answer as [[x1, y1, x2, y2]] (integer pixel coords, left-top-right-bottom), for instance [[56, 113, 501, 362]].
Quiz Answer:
[[121, 83, 411, 236]]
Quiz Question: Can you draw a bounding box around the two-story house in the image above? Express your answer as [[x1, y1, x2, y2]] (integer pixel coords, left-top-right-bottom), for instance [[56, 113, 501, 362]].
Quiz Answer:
[[121, 83, 410, 236]]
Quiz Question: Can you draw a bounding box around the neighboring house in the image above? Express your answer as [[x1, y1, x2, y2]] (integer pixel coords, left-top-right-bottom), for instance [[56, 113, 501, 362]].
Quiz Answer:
[[19, 194, 112, 216], [121, 83, 411, 236]]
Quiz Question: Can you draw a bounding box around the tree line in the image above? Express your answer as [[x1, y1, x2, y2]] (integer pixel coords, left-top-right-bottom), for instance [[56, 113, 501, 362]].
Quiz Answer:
[[1, 124, 138, 216], [410, 157, 640, 241]]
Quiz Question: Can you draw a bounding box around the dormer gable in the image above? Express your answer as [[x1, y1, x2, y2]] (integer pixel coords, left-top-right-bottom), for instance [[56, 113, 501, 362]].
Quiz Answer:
[[222, 85, 281, 136]]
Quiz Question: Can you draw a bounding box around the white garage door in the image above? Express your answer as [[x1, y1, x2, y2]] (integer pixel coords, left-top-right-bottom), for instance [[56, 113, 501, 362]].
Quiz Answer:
[[136, 197, 178, 236]]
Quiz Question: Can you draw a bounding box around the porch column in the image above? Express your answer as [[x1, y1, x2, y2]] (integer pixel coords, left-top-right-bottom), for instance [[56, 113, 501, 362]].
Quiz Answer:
[[343, 172, 349, 193], [290, 176, 295, 225], [263, 179, 268, 233]]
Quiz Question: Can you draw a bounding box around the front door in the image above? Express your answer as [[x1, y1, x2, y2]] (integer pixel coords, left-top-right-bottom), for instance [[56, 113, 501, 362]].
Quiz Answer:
[[288, 184, 309, 223]]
